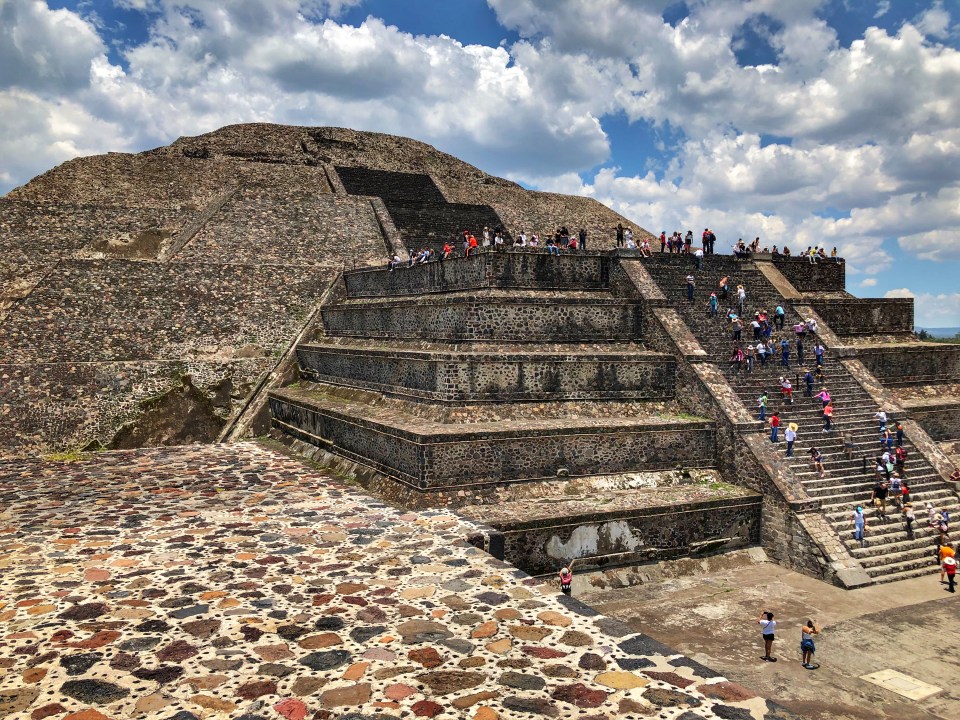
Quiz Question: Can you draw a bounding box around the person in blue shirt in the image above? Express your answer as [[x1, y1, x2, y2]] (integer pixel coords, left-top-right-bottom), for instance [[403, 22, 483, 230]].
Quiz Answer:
[[780, 339, 790, 368], [775, 305, 785, 330], [804, 370, 815, 397]]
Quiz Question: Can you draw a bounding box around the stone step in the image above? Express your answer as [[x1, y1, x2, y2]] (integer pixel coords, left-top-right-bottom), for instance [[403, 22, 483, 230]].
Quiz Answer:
[[824, 499, 960, 523], [296, 342, 676, 403], [869, 564, 942, 585], [810, 486, 955, 509], [851, 541, 940, 566], [861, 554, 942, 579], [269, 387, 717, 492]]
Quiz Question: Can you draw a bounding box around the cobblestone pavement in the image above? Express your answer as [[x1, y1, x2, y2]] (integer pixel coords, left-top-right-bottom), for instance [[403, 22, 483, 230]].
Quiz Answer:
[[0, 443, 796, 720]]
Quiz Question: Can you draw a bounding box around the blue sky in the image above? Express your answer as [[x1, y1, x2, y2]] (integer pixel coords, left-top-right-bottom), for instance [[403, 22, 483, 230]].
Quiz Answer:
[[2, 0, 959, 325]]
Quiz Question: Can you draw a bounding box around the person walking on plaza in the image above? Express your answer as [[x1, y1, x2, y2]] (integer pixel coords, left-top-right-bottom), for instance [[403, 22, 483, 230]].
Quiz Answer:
[[944, 556, 956, 593], [800, 619, 820, 669], [852, 505, 867, 547], [758, 611, 777, 661]]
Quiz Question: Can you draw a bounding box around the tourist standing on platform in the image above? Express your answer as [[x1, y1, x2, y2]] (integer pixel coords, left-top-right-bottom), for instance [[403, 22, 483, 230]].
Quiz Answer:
[[578, 228, 587, 251], [616, 223, 624, 247], [770, 411, 781, 442], [695, 245, 704, 270], [758, 611, 777, 662], [800, 619, 820, 669], [758, 391, 768, 422]]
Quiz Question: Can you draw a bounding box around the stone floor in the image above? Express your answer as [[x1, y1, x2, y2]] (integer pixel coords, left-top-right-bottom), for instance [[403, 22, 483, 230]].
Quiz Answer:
[[582, 551, 960, 720], [0, 442, 797, 720]]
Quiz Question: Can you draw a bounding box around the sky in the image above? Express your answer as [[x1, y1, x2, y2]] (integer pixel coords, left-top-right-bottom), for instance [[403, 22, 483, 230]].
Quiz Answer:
[[1, 0, 958, 327]]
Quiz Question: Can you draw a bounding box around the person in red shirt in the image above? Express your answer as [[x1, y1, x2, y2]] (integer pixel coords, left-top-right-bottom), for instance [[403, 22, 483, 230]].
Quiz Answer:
[[770, 412, 781, 443], [466, 234, 478, 257], [442, 242, 454, 260]]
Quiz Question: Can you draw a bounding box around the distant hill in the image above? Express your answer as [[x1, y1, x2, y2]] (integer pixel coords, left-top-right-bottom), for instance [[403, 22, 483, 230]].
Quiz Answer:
[[918, 327, 960, 338]]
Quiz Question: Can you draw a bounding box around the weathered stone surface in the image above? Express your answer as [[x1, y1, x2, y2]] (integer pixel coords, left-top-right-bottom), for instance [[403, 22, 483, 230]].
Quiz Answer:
[[551, 683, 608, 709], [60, 680, 129, 704], [416, 671, 487, 695]]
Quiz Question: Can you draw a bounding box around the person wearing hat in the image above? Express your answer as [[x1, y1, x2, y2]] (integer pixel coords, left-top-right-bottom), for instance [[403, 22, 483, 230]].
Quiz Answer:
[[943, 555, 956, 593], [785, 423, 798, 457], [852, 506, 867, 547], [558, 566, 573, 595]]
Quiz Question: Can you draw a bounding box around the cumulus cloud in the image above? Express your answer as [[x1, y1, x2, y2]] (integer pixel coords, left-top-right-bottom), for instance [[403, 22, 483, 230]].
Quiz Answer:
[[1, 0, 959, 296], [885, 288, 960, 328]]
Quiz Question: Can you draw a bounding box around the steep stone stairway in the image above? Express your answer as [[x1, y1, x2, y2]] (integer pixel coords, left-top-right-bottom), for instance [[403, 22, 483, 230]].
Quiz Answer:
[[640, 254, 805, 359], [642, 253, 959, 584]]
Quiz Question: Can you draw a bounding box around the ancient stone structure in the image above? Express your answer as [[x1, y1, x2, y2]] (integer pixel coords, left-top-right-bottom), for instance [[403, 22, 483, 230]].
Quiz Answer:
[[2, 122, 959, 590]]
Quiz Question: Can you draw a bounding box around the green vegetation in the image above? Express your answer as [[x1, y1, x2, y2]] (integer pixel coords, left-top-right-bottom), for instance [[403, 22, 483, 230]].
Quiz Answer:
[[915, 330, 960, 344], [44, 450, 89, 463]]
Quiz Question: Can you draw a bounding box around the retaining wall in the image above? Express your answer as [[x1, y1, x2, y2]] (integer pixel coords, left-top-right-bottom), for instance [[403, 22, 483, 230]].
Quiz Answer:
[[344, 251, 611, 297], [810, 298, 914, 336], [321, 296, 644, 342], [486, 496, 762, 576], [268, 392, 716, 490], [297, 344, 675, 402], [772, 257, 845, 292], [856, 344, 960, 385]]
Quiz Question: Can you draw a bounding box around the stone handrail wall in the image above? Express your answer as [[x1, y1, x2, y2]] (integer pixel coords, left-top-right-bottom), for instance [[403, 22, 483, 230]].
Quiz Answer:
[[297, 344, 676, 402], [322, 297, 644, 342], [771, 256, 845, 292], [810, 298, 914, 336], [269, 393, 716, 489], [855, 343, 960, 384], [343, 251, 611, 297]]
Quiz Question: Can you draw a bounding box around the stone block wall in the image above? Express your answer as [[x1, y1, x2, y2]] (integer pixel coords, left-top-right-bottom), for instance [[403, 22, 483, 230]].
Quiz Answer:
[[335, 166, 448, 204], [174, 188, 387, 267], [906, 401, 960, 441], [0, 200, 194, 290], [856, 344, 960, 384], [322, 296, 644, 342], [297, 344, 676, 402], [0, 359, 270, 457], [269, 393, 716, 489], [344, 251, 611, 297], [390, 202, 510, 249], [0, 261, 332, 363], [810, 298, 914, 335], [490, 496, 762, 576], [771, 257, 845, 292]]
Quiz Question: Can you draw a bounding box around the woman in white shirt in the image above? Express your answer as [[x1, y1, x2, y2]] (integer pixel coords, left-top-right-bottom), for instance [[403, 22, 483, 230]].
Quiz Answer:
[[758, 611, 777, 661]]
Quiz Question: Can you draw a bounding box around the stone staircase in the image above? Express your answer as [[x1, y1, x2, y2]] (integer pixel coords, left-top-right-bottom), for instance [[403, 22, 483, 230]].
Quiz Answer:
[[641, 253, 959, 585], [731, 363, 958, 584], [334, 166, 510, 253]]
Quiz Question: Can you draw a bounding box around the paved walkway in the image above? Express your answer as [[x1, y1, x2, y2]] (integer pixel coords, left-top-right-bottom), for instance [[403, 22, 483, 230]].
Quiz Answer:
[[581, 551, 960, 720], [0, 442, 796, 720]]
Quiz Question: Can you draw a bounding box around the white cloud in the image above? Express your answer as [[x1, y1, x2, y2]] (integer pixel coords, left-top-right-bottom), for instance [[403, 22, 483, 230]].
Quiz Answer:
[[885, 288, 960, 328], [915, 1, 951, 39], [860, 278, 878, 287], [0, 0, 958, 294], [874, 1, 891, 19]]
